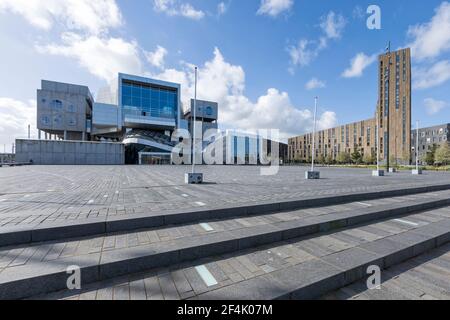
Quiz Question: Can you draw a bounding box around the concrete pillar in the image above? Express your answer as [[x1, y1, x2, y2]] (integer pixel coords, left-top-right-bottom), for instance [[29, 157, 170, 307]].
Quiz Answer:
[[45, 133, 48, 140], [82, 132, 86, 142], [64, 131, 67, 141], [38, 130, 41, 140]]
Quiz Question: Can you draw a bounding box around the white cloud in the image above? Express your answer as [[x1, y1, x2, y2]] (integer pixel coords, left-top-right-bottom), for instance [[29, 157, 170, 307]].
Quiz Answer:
[[352, 6, 365, 20], [36, 33, 143, 82], [153, 48, 337, 139], [341, 52, 377, 78], [217, 2, 228, 16], [407, 1, 450, 61], [145, 45, 168, 69], [413, 60, 450, 89], [288, 11, 346, 71], [257, 0, 293, 17], [0, 0, 122, 35], [287, 40, 318, 69], [153, 0, 205, 20], [305, 78, 326, 90], [424, 98, 448, 115], [320, 11, 346, 40], [0, 98, 37, 147]]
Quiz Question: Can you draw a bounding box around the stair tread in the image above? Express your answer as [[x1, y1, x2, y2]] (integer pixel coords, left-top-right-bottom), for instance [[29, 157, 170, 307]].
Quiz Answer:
[[24, 206, 450, 300], [0, 191, 449, 281]]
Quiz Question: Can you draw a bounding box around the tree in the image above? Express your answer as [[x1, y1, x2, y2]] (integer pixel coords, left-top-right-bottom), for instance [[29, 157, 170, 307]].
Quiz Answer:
[[317, 154, 325, 165], [363, 153, 375, 165], [424, 144, 438, 165], [336, 152, 351, 164], [325, 154, 334, 165], [434, 143, 450, 166], [351, 149, 362, 164]]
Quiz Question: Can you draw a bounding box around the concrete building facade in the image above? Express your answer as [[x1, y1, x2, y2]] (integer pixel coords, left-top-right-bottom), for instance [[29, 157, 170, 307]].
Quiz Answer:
[[37, 80, 94, 141], [15, 139, 124, 165], [377, 47, 412, 165], [288, 48, 412, 165], [412, 123, 450, 164]]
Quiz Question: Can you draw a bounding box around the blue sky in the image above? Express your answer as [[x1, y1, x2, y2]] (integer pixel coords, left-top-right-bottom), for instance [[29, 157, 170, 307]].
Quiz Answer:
[[0, 0, 449, 148]]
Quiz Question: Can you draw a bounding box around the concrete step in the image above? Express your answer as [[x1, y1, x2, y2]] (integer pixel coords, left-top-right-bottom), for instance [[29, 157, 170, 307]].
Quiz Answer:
[[197, 218, 450, 300], [321, 242, 450, 300], [1, 193, 450, 299], [29, 206, 450, 300], [2, 183, 450, 247]]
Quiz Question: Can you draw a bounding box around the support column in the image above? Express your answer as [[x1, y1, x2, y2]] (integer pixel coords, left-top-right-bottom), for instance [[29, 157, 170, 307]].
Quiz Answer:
[[64, 130, 68, 141]]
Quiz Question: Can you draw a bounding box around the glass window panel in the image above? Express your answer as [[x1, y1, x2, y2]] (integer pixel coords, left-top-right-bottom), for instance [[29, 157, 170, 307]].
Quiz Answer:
[[142, 87, 151, 99], [142, 99, 151, 111], [122, 96, 132, 106], [151, 88, 159, 100], [132, 85, 141, 97], [122, 86, 132, 96], [132, 96, 141, 107], [160, 90, 168, 102]]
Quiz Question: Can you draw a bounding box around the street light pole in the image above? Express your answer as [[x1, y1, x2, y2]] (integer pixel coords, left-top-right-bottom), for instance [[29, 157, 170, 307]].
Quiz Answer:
[[377, 112, 380, 172], [311, 96, 318, 173], [386, 41, 391, 173], [185, 66, 204, 184], [192, 66, 198, 175], [412, 120, 422, 175], [305, 97, 320, 179], [372, 106, 384, 176]]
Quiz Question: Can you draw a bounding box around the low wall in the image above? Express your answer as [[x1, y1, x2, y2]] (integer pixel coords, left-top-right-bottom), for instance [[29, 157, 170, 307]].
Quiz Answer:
[[15, 139, 125, 165]]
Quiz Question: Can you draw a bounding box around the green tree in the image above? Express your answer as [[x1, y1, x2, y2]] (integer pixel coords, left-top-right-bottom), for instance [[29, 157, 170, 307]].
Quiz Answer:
[[424, 144, 438, 165], [325, 154, 334, 165], [351, 149, 362, 164], [316, 154, 325, 165], [435, 143, 450, 166], [363, 153, 375, 165], [336, 152, 351, 164]]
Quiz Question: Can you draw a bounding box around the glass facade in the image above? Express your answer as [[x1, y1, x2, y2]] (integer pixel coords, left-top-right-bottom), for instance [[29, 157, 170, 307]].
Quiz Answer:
[[121, 80, 178, 121]]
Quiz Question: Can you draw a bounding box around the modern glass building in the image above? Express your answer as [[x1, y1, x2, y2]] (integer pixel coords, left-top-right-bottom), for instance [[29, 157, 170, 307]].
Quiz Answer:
[[117, 74, 182, 163], [119, 73, 181, 131]]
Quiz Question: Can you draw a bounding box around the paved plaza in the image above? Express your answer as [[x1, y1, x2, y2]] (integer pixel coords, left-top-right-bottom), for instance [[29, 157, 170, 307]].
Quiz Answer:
[[1, 165, 450, 230], [1, 165, 450, 300], [31, 204, 450, 300]]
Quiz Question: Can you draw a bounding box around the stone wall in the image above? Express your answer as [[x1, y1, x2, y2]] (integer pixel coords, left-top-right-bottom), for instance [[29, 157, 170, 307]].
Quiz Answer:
[[15, 139, 124, 165]]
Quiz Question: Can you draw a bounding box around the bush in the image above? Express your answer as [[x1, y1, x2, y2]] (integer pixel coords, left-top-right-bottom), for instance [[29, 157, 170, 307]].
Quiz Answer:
[[336, 152, 351, 164], [351, 150, 363, 164], [435, 143, 450, 166], [363, 153, 375, 165]]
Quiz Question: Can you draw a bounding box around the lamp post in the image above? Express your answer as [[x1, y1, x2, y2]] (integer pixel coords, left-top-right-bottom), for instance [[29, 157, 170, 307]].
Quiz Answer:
[[412, 120, 422, 175], [185, 66, 204, 184], [385, 41, 391, 173], [305, 97, 320, 179], [373, 108, 385, 176]]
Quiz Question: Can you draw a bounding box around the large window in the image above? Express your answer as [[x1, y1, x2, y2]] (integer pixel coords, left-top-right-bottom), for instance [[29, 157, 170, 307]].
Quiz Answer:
[[51, 100, 63, 110], [122, 81, 177, 120]]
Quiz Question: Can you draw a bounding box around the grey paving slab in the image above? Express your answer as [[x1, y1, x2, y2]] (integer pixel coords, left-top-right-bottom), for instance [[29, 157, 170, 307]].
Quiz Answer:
[[323, 243, 450, 300], [1, 166, 450, 233], [28, 207, 450, 300]]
